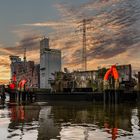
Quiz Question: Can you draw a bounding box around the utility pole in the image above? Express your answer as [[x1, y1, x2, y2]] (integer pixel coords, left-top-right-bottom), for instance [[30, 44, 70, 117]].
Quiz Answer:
[[77, 18, 93, 71], [76, 16, 115, 71], [82, 19, 87, 71], [23, 47, 27, 73], [24, 47, 26, 62]]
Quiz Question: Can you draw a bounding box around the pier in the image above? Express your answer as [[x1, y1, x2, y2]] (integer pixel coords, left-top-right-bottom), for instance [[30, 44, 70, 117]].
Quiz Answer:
[[34, 89, 139, 103], [4, 81, 140, 104]]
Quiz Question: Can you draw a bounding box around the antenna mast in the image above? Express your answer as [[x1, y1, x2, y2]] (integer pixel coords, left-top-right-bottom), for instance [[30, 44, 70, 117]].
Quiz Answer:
[[82, 19, 87, 71], [23, 47, 27, 73], [76, 18, 94, 71], [24, 47, 26, 62]]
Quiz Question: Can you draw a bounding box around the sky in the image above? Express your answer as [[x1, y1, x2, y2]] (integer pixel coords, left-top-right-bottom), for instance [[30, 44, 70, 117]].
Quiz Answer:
[[0, 0, 140, 82]]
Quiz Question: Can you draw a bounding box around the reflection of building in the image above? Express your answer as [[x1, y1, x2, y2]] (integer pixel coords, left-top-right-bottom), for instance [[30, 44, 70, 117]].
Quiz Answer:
[[46, 102, 135, 139], [6, 102, 140, 140], [8, 104, 41, 140], [9, 55, 40, 88], [40, 38, 61, 89], [38, 107, 60, 139]]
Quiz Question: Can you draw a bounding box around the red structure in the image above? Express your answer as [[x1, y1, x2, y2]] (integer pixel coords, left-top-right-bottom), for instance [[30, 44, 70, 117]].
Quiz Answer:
[[12, 73, 17, 82], [9, 83, 16, 90], [104, 65, 119, 81], [9, 73, 17, 90], [18, 79, 27, 90]]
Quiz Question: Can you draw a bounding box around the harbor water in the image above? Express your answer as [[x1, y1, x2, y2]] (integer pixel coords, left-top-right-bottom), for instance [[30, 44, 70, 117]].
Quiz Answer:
[[0, 95, 140, 140]]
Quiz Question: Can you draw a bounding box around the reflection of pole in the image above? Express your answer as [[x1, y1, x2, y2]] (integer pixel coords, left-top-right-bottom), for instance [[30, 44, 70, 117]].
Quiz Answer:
[[82, 19, 87, 71]]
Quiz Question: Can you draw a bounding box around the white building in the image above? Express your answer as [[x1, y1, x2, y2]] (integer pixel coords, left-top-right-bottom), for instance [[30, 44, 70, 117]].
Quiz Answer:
[[40, 38, 61, 89]]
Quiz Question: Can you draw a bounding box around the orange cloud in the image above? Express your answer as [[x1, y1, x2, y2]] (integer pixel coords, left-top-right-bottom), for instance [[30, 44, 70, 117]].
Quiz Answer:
[[1, 0, 140, 80], [20, 0, 140, 71]]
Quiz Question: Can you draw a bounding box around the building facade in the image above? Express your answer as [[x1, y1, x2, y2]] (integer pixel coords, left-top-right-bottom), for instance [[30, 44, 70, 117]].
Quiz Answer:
[[9, 56, 40, 88], [40, 38, 61, 89]]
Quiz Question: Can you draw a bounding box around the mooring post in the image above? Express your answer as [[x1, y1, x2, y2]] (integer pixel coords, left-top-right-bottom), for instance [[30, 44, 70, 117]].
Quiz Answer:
[[115, 90, 118, 104], [104, 90, 109, 105], [103, 90, 106, 106], [103, 90, 106, 110], [22, 91, 26, 101], [15, 90, 18, 102], [18, 91, 21, 102], [138, 72, 140, 92], [107, 91, 111, 105]]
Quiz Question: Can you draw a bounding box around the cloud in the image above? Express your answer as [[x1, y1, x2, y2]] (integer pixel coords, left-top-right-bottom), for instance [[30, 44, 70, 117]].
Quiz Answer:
[[0, 56, 10, 68], [1, 0, 140, 80], [0, 55, 10, 80], [0, 34, 40, 56], [23, 21, 77, 28], [17, 36, 40, 50], [0, 33, 41, 80], [0, 47, 15, 56], [47, 0, 140, 71], [54, 0, 140, 71]]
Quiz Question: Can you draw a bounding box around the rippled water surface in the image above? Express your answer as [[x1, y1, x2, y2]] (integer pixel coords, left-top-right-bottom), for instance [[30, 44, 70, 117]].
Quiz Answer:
[[0, 96, 140, 140]]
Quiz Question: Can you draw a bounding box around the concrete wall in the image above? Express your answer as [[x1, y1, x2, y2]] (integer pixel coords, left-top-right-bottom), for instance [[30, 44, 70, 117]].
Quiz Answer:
[[40, 37, 61, 89], [40, 50, 61, 89]]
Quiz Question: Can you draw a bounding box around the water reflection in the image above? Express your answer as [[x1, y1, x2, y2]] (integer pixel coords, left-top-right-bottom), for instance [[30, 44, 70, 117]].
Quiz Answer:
[[0, 99, 140, 140], [46, 102, 137, 140], [7, 103, 40, 140], [131, 108, 140, 140]]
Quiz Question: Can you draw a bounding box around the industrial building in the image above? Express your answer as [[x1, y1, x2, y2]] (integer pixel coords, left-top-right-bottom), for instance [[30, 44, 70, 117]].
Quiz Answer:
[[40, 38, 61, 89], [49, 64, 137, 92], [9, 55, 40, 88], [9, 37, 61, 89]]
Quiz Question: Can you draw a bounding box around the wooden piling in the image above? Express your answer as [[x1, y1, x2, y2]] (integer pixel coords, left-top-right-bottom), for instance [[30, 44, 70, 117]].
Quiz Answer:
[[138, 72, 140, 91], [103, 90, 120, 104]]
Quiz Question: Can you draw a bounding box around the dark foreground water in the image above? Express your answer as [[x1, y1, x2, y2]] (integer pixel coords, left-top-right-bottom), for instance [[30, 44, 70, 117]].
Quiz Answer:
[[0, 96, 140, 140]]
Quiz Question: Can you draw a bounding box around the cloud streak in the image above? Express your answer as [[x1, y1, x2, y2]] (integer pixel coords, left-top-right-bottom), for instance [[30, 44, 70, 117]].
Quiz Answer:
[[8, 0, 140, 68], [52, 0, 140, 70], [23, 21, 77, 28], [1, 0, 140, 81]]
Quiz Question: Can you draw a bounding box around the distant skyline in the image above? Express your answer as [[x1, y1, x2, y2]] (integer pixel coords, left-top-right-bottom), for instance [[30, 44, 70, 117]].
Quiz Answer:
[[0, 0, 140, 82]]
